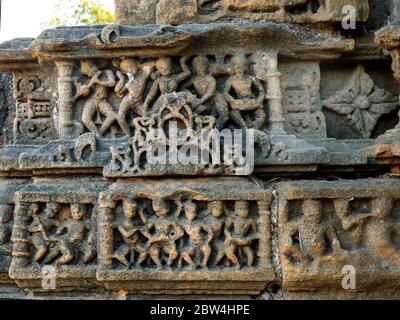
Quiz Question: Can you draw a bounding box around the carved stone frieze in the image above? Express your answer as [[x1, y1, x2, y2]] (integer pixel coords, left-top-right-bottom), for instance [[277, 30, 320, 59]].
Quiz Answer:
[[97, 177, 274, 294], [0, 0, 399, 300], [9, 178, 109, 292], [277, 178, 400, 296], [322, 65, 399, 139]]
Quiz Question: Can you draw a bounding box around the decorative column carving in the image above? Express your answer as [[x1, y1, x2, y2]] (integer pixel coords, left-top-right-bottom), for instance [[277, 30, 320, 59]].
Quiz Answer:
[[255, 50, 285, 134], [56, 60, 82, 139]]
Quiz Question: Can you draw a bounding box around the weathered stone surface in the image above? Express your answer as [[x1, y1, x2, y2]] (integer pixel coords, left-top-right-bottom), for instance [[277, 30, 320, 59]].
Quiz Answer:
[[97, 177, 274, 294], [277, 178, 400, 298], [281, 61, 326, 138], [0, 178, 30, 284], [0, 0, 399, 300], [388, 0, 400, 20], [115, 0, 370, 25], [9, 177, 109, 292]]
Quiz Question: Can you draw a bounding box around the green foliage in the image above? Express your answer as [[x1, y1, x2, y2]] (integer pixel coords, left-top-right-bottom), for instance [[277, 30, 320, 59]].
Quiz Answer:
[[48, 0, 115, 27]]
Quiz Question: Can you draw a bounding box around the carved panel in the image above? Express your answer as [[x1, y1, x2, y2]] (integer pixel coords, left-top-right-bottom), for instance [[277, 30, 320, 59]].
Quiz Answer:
[[281, 61, 326, 138], [97, 178, 274, 294], [9, 178, 109, 291], [45, 53, 284, 175], [278, 179, 400, 293], [12, 67, 58, 145], [65, 53, 272, 139]]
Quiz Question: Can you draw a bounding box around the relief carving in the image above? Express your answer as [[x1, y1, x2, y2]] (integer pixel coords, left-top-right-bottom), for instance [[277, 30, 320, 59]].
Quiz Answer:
[[0, 204, 13, 278], [69, 54, 269, 140], [0, 0, 398, 300], [281, 61, 326, 138], [12, 72, 57, 144], [9, 179, 108, 291], [13, 201, 97, 268], [109, 198, 259, 270], [75, 60, 118, 138], [278, 179, 400, 291], [322, 65, 399, 139], [0, 81, 5, 146], [97, 178, 274, 294]]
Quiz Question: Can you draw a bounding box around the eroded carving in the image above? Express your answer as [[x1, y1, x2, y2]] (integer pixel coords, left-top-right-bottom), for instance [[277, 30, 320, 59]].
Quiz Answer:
[[322, 65, 398, 139], [0, 204, 13, 275], [109, 198, 259, 270], [12, 72, 57, 144], [281, 61, 326, 138], [10, 179, 107, 290], [115, 0, 369, 25], [97, 178, 273, 294], [278, 179, 400, 291]]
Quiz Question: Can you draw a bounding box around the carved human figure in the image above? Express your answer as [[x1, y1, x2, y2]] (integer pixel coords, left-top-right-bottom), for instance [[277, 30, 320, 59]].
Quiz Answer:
[[0, 204, 13, 257], [202, 200, 225, 268], [115, 59, 155, 137], [223, 201, 257, 268], [143, 199, 184, 269], [224, 53, 266, 129], [51, 203, 91, 265], [180, 199, 206, 269], [39, 202, 63, 264], [283, 199, 343, 264], [28, 202, 61, 263], [334, 199, 368, 248], [76, 60, 117, 136], [363, 197, 400, 265], [142, 56, 191, 115], [183, 56, 229, 129], [113, 199, 148, 267]]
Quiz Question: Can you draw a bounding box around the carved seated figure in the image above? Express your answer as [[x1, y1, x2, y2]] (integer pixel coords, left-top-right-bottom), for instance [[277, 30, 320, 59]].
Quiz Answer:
[[76, 60, 117, 137], [224, 54, 266, 129], [283, 199, 346, 266], [26, 203, 65, 264]]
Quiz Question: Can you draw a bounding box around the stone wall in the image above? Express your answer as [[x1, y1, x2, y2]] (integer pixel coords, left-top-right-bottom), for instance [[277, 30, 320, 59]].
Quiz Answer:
[[0, 0, 399, 299]]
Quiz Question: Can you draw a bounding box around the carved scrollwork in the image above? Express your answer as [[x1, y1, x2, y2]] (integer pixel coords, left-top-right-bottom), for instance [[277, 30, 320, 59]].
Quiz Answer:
[[12, 73, 57, 144]]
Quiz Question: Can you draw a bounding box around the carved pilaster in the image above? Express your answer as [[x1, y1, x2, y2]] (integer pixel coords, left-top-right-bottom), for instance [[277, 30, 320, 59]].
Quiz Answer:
[[56, 60, 82, 139]]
